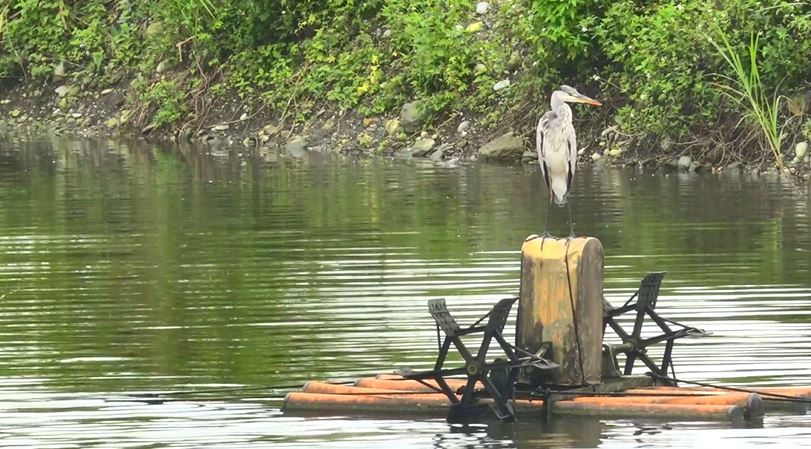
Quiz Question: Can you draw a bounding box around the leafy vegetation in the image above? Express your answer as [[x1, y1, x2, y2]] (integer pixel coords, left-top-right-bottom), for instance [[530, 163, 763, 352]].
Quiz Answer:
[[710, 33, 786, 169], [1, 0, 809, 166]]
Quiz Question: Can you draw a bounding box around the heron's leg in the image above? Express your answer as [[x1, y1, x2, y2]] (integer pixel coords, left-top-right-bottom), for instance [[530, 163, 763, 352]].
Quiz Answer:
[[541, 191, 552, 249], [543, 192, 552, 237], [566, 199, 575, 239]]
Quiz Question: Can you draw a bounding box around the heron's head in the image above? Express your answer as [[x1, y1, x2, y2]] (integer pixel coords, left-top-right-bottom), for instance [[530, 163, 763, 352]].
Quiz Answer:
[[555, 85, 602, 106]]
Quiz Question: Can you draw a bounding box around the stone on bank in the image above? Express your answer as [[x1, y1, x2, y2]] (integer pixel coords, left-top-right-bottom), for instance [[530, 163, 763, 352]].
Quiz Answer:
[[677, 155, 692, 171], [409, 137, 436, 157], [285, 136, 308, 156], [477, 132, 524, 162], [400, 101, 427, 133]]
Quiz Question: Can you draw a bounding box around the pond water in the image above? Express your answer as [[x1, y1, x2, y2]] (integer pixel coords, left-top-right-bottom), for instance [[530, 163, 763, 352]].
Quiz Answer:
[[0, 132, 810, 448]]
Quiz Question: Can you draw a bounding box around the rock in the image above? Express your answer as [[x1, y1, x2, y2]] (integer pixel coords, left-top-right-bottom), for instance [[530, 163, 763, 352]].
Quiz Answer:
[[156, 60, 169, 74], [55, 85, 71, 98], [493, 79, 511, 92], [608, 147, 623, 157], [400, 101, 426, 133], [109, 69, 125, 85], [145, 22, 164, 39], [100, 88, 113, 95], [382, 28, 392, 39], [53, 61, 67, 78], [429, 149, 445, 161], [677, 155, 692, 170], [466, 21, 483, 33], [439, 156, 461, 168], [357, 132, 373, 148], [285, 136, 308, 155], [384, 118, 400, 135], [796, 141, 808, 159], [474, 63, 487, 74], [706, 147, 724, 163], [262, 123, 281, 136], [476, 2, 490, 14], [522, 150, 537, 163], [104, 92, 124, 109], [788, 91, 811, 116], [507, 53, 522, 71], [211, 124, 230, 132], [477, 132, 524, 161], [71, 112, 83, 119], [394, 147, 414, 159], [206, 136, 228, 149], [433, 142, 453, 157], [410, 137, 436, 157], [239, 112, 249, 121], [600, 125, 618, 138], [141, 123, 157, 135], [660, 137, 674, 152], [457, 120, 471, 136], [68, 85, 81, 97], [591, 153, 603, 161]]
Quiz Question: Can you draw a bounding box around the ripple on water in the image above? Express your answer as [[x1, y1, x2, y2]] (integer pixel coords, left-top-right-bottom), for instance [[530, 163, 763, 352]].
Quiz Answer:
[[0, 136, 810, 447]]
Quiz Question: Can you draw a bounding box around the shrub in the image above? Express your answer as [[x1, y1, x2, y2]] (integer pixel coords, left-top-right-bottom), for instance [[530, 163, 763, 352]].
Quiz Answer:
[[0, 0, 808, 161]]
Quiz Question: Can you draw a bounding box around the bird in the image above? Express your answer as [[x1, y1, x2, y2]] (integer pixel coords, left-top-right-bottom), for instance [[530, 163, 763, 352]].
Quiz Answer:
[[536, 85, 601, 238]]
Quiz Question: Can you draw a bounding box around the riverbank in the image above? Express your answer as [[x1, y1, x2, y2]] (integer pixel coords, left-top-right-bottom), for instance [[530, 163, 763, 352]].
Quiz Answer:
[[2, 75, 808, 179], [1, 1, 810, 176], [0, 74, 584, 168]]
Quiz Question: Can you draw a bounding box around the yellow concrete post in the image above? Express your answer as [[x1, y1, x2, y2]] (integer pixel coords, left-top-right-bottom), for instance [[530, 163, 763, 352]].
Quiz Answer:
[[517, 235, 604, 385]]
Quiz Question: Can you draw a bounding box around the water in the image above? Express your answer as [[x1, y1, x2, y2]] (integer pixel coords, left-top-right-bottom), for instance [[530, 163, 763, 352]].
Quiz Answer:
[[0, 132, 810, 448]]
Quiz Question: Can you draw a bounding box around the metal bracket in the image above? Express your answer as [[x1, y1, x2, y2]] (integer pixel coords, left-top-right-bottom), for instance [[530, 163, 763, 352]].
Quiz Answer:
[[398, 297, 558, 422], [602, 272, 709, 384]]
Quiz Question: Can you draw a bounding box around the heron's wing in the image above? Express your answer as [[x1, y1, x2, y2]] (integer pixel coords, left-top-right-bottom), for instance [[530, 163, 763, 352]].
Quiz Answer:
[[537, 111, 555, 189], [565, 123, 577, 191]]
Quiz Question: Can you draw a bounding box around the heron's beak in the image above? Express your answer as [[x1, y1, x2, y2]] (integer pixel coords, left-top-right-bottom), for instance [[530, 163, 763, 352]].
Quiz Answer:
[[575, 94, 602, 106]]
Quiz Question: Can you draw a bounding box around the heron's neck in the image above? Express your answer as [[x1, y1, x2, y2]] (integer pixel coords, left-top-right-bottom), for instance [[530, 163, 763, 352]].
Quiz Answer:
[[550, 94, 572, 124]]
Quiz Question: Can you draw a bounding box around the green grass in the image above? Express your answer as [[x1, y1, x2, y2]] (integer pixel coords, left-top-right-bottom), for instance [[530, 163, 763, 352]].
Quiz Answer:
[[709, 32, 786, 169]]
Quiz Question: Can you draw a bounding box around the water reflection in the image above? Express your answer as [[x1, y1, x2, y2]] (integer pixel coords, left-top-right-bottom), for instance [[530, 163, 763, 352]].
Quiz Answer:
[[0, 132, 809, 447]]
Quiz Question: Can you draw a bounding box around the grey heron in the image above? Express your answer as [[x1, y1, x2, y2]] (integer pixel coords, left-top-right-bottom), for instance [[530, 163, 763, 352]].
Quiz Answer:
[[537, 85, 601, 237]]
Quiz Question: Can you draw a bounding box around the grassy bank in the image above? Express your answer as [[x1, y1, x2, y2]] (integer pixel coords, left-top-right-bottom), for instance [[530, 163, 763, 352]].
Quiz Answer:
[[1, 1, 810, 169]]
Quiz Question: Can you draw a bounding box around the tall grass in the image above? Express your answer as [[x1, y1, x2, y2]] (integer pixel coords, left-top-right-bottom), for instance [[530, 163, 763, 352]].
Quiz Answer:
[[709, 33, 786, 169]]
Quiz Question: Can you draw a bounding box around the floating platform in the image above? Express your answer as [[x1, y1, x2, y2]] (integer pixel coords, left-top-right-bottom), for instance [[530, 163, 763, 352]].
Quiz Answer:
[[282, 237, 811, 423], [283, 374, 811, 422]]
